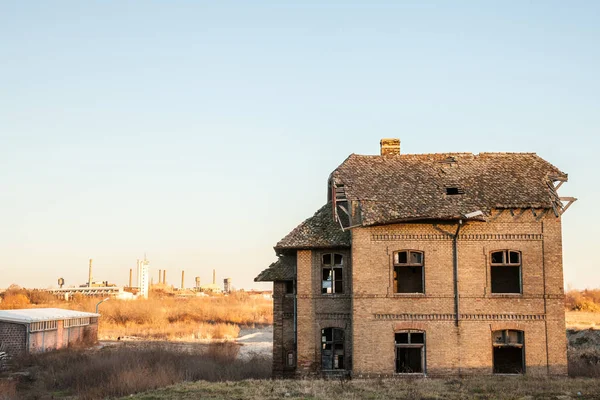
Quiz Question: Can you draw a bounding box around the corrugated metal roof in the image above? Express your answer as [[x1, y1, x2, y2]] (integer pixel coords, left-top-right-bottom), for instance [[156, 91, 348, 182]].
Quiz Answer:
[[0, 308, 100, 324]]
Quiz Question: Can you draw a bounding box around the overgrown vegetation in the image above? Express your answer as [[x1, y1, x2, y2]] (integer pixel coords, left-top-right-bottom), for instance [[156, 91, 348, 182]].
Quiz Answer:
[[566, 288, 600, 312], [0, 286, 272, 340], [3, 343, 270, 400]]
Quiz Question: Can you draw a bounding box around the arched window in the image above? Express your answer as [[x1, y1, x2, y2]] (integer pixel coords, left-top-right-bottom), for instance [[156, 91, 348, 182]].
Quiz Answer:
[[492, 329, 524, 374], [393, 250, 424, 293], [321, 253, 344, 294], [395, 330, 425, 373], [490, 250, 522, 294], [321, 328, 345, 370]]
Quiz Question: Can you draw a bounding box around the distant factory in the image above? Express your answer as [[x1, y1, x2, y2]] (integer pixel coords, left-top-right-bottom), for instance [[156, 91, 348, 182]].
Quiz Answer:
[[47, 257, 234, 299]]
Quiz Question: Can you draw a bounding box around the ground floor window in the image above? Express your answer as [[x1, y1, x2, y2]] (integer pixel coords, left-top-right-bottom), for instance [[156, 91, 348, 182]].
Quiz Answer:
[[395, 331, 425, 373], [321, 328, 345, 370], [493, 330, 524, 374]]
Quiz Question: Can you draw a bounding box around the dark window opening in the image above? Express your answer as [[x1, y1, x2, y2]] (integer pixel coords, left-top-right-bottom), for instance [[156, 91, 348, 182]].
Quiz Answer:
[[395, 331, 425, 374], [322, 253, 344, 294], [394, 250, 424, 293], [284, 280, 294, 294], [493, 330, 524, 374], [490, 250, 522, 294], [322, 328, 345, 370], [446, 187, 464, 195]]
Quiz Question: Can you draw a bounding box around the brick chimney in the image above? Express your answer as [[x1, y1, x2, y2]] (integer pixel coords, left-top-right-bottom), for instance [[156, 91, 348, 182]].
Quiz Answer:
[[380, 138, 400, 156]]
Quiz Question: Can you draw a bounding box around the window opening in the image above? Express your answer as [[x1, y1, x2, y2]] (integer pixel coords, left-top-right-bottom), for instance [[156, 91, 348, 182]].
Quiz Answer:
[[395, 331, 425, 373], [394, 250, 424, 293], [446, 187, 464, 195], [490, 250, 522, 294], [322, 253, 343, 294], [493, 330, 524, 374], [284, 280, 294, 294], [322, 328, 345, 370]]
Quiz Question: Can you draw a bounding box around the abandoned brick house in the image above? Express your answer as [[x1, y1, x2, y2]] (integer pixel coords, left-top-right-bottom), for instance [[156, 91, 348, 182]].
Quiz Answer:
[[256, 138, 576, 377]]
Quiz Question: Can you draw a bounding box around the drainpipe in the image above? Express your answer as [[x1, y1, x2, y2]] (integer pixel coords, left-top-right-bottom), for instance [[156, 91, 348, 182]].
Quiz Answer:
[[452, 220, 463, 327]]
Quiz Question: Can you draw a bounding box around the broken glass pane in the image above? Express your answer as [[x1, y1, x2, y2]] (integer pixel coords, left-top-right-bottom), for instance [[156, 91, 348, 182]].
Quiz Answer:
[[395, 332, 409, 344], [411, 332, 424, 344], [410, 252, 423, 264], [322, 254, 332, 265], [509, 251, 520, 264], [334, 254, 343, 265]]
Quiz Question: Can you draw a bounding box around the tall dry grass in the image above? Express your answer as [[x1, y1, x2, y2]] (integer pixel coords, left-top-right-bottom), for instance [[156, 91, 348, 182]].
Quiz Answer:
[[7, 344, 270, 400], [0, 288, 272, 340], [565, 288, 600, 312]]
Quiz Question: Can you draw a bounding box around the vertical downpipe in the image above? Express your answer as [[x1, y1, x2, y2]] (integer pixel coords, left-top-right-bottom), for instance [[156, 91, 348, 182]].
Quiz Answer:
[[542, 221, 550, 374], [453, 221, 463, 376]]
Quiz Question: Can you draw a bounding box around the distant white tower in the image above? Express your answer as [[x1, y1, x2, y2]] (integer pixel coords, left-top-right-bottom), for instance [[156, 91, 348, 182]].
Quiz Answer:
[[137, 257, 150, 299]]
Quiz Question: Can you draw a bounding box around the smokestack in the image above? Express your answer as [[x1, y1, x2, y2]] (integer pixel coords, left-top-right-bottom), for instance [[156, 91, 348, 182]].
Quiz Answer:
[[213, 269, 216, 285], [163, 270, 166, 285], [380, 138, 400, 156], [129, 269, 132, 287], [181, 270, 185, 290], [195, 276, 200, 289], [88, 259, 93, 288], [159, 269, 162, 284]]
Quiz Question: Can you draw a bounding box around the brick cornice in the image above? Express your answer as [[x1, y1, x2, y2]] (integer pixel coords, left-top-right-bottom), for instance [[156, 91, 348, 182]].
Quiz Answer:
[[374, 313, 546, 321], [371, 233, 543, 241]]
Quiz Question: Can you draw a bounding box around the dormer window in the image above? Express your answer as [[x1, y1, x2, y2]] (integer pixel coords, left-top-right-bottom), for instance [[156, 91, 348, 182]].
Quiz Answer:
[[446, 187, 464, 195]]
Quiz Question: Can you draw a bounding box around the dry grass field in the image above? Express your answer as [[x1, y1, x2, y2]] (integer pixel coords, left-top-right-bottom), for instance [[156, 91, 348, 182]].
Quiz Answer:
[[124, 377, 600, 400], [0, 286, 272, 340]]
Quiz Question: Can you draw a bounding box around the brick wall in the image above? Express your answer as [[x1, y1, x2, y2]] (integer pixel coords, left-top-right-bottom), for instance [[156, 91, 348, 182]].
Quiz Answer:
[[0, 322, 26, 355], [349, 209, 567, 376]]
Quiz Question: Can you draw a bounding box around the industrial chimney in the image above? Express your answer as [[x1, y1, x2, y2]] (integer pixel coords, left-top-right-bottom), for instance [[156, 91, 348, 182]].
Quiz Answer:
[[129, 269, 133, 287], [159, 269, 162, 284], [163, 270, 166, 285], [88, 259, 93, 288], [181, 270, 185, 290], [212, 269, 216, 285]]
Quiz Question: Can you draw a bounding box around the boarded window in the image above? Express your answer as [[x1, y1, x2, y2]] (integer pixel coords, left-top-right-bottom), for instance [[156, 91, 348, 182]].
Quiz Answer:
[[322, 253, 344, 294], [322, 328, 345, 370], [394, 251, 424, 293], [490, 250, 522, 294], [493, 330, 524, 374], [395, 331, 425, 373]]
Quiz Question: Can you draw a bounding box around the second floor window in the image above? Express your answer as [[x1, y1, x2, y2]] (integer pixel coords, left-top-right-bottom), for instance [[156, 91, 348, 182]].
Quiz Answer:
[[394, 250, 424, 293], [490, 250, 522, 294], [322, 253, 343, 294]]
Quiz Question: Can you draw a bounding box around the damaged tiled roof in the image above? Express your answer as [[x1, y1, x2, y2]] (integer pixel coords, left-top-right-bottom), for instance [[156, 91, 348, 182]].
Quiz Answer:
[[274, 203, 351, 250], [331, 152, 567, 226], [254, 255, 296, 282]]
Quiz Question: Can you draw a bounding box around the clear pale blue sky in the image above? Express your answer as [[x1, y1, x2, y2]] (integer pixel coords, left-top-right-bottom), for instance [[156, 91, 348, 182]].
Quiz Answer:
[[1, 1, 598, 290]]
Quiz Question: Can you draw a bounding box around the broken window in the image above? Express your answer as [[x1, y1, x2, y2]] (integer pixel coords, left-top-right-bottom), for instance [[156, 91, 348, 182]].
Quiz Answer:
[[322, 253, 343, 294], [490, 250, 522, 294], [284, 280, 294, 294], [493, 330, 524, 374], [394, 250, 424, 293], [321, 328, 345, 370], [395, 330, 425, 373]]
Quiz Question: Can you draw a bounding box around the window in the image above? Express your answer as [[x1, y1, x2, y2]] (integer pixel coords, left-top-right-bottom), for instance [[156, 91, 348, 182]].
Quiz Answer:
[[30, 320, 58, 332], [321, 328, 345, 370], [446, 187, 464, 195], [395, 331, 425, 373], [493, 330, 524, 374], [64, 317, 91, 328], [490, 250, 522, 294], [284, 281, 294, 294], [286, 351, 295, 367], [322, 253, 343, 294], [393, 250, 424, 293]]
